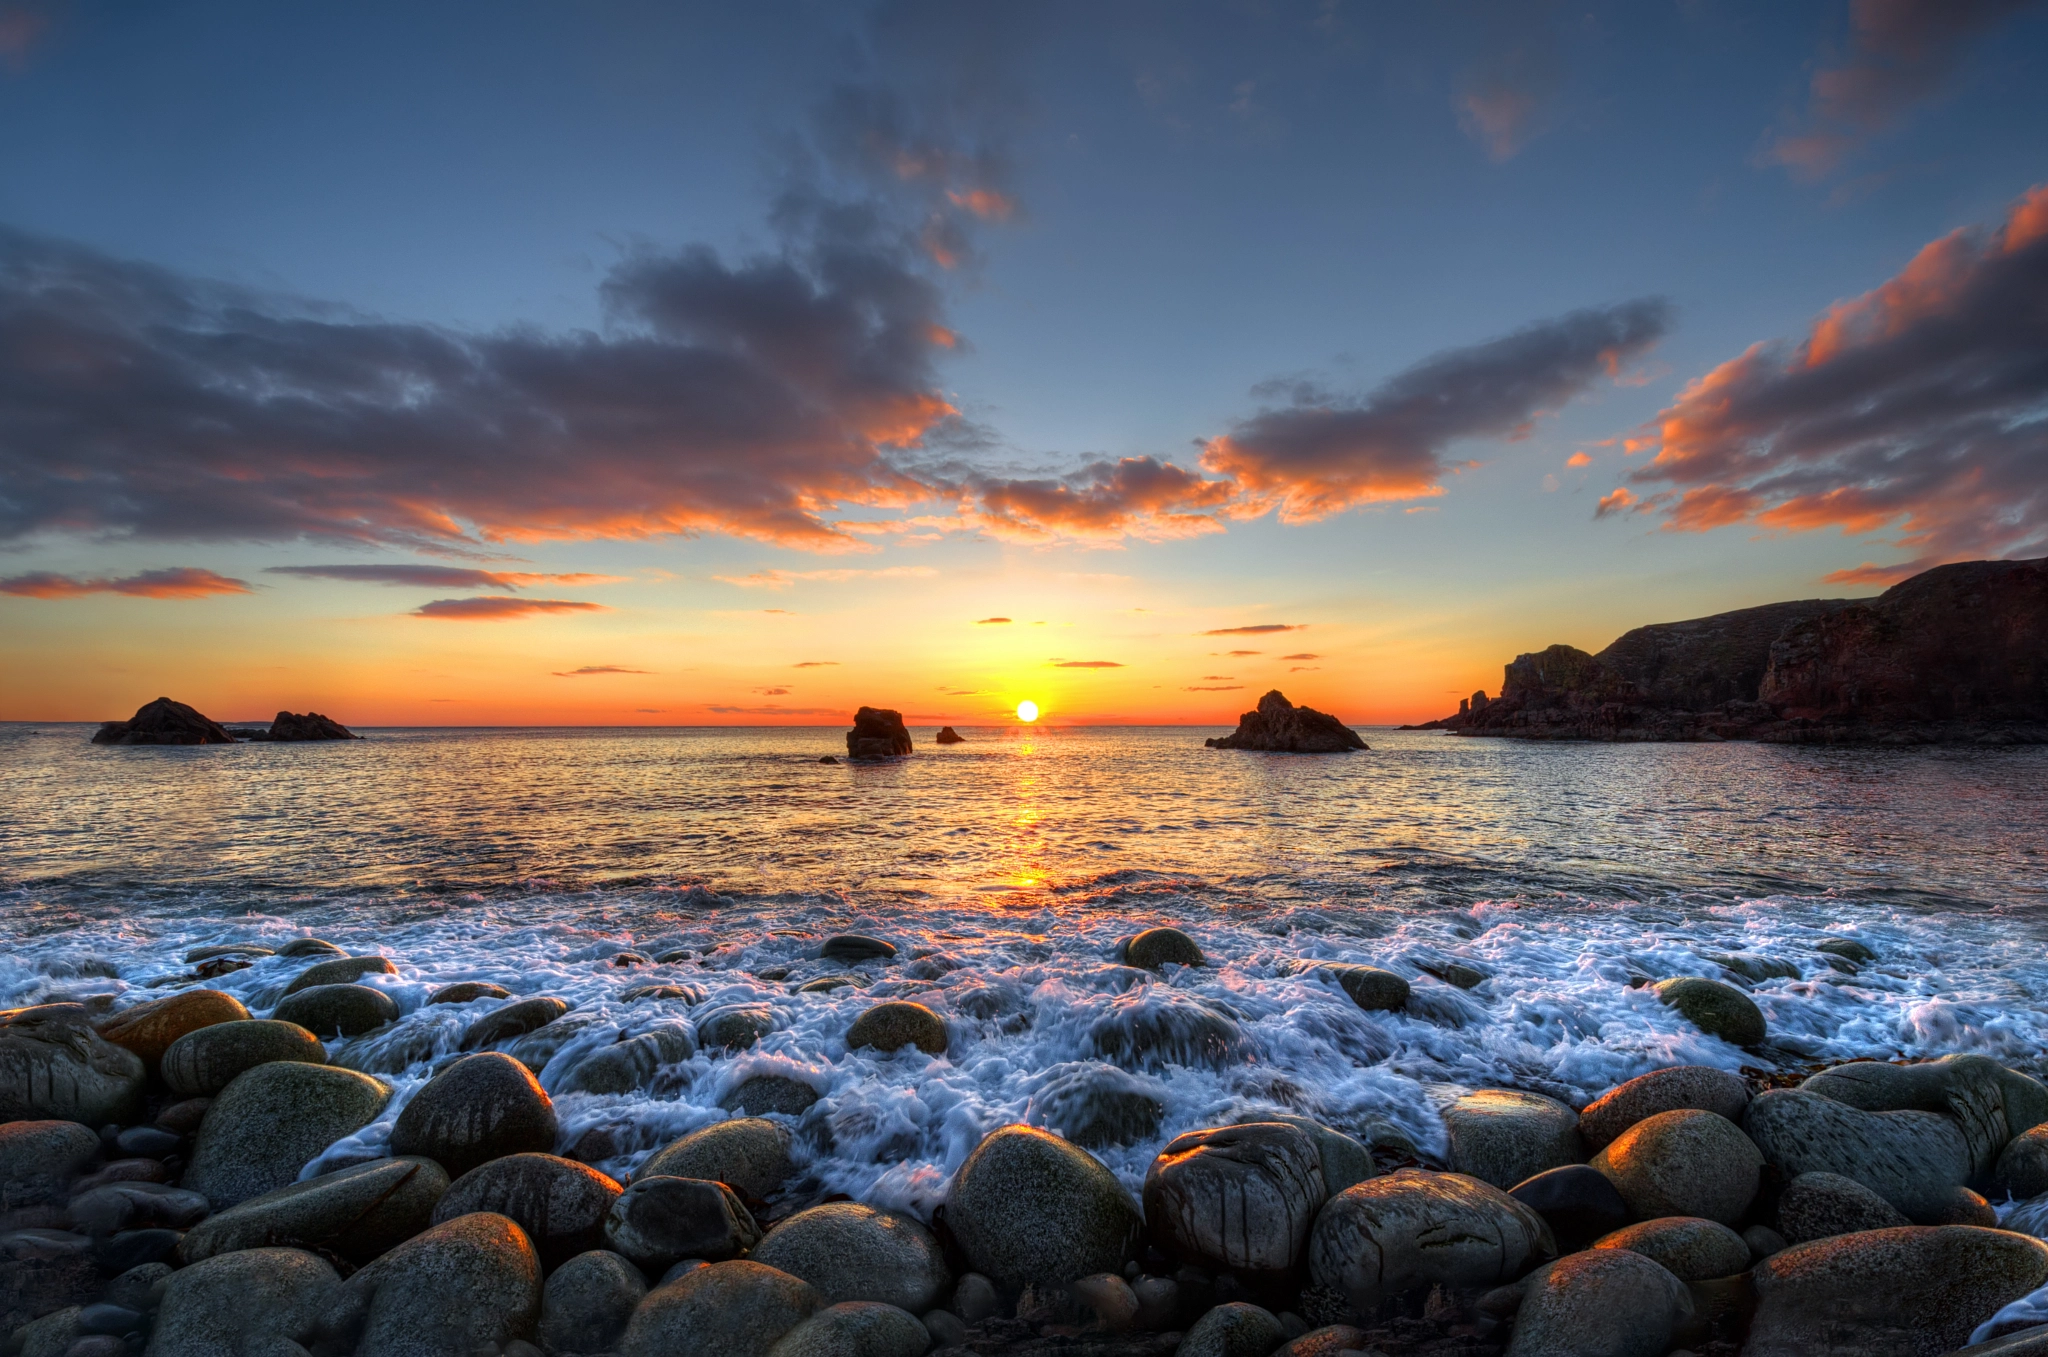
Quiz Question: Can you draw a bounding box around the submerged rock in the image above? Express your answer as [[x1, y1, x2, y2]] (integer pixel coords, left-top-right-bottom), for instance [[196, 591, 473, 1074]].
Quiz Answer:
[[426, 982, 511, 1006], [1143, 1122, 1326, 1278], [1444, 1089, 1585, 1190], [725, 1075, 820, 1117], [639, 1119, 793, 1201], [431, 1154, 621, 1269], [1743, 1087, 1973, 1223], [162, 1018, 326, 1098], [563, 1027, 696, 1095], [277, 938, 346, 958], [317, 1211, 542, 1357], [749, 1202, 951, 1313], [1204, 690, 1367, 752], [268, 710, 357, 740], [90, 697, 234, 746], [1306, 1169, 1554, 1316], [820, 935, 897, 964], [272, 983, 399, 1039], [1022, 1062, 1167, 1149], [182, 1062, 392, 1209], [390, 1053, 558, 1178], [1577, 1064, 1751, 1151], [1590, 1109, 1761, 1226], [1089, 988, 1245, 1069], [458, 996, 572, 1052], [846, 707, 913, 760], [944, 1125, 1143, 1292], [0, 1005, 146, 1126], [619, 1260, 820, 1357], [177, 1156, 448, 1265], [1306, 962, 1410, 1012], [1123, 927, 1204, 970], [1653, 977, 1767, 1046], [700, 1005, 776, 1051]]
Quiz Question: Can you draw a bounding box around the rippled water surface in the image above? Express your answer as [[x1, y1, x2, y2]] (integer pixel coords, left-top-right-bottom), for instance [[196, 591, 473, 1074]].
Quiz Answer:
[[4, 723, 2046, 1209]]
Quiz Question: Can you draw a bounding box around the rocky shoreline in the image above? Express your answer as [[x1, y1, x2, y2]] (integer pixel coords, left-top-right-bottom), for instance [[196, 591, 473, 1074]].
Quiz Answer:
[[6, 928, 2047, 1356], [91, 698, 357, 746]]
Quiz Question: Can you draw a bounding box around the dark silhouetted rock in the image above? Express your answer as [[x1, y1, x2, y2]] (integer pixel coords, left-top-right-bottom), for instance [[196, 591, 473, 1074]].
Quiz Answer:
[[0, 1005, 146, 1127], [768, 1300, 930, 1356], [426, 982, 512, 1006], [935, 726, 965, 744], [148, 1246, 340, 1356], [820, 934, 896, 964], [390, 1053, 558, 1178], [1204, 691, 1366, 752], [1509, 1164, 1631, 1252], [66, 1181, 208, 1235], [944, 1125, 1143, 1292], [1, 1228, 100, 1332], [277, 938, 346, 958], [90, 697, 235, 746], [1591, 1216, 1749, 1281], [431, 1153, 621, 1269], [0, 1121, 101, 1217], [846, 707, 913, 759], [605, 1176, 759, 1271], [268, 710, 358, 740], [1178, 1302, 1288, 1357], [1123, 927, 1203, 970], [846, 1002, 947, 1056], [177, 1156, 448, 1265], [1578, 1065, 1751, 1151], [272, 984, 399, 1039], [1505, 1247, 1692, 1357], [1776, 1170, 1912, 1243], [1143, 1122, 1325, 1278], [162, 1019, 326, 1098]]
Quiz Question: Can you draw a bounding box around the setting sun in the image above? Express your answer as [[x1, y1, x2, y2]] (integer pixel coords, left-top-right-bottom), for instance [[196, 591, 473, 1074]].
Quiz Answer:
[[1016, 699, 1039, 723]]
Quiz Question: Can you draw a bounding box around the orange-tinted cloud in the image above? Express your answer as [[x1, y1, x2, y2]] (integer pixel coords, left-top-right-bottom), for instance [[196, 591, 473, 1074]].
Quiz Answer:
[[1823, 560, 1928, 587], [975, 616, 1011, 625], [792, 661, 839, 668], [1184, 685, 1242, 691], [551, 665, 650, 676], [1281, 652, 1319, 660], [1203, 624, 1300, 635], [0, 567, 251, 599], [410, 597, 609, 621], [711, 566, 937, 590], [269, 565, 621, 589], [973, 456, 1236, 543], [1052, 660, 1124, 669], [1593, 487, 1638, 518], [1565, 451, 1593, 468]]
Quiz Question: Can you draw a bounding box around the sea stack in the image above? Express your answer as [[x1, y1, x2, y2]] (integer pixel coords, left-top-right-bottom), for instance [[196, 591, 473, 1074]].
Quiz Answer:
[[934, 726, 965, 744], [1206, 690, 1366, 752], [268, 711, 358, 740], [91, 697, 236, 746], [846, 706, 913, 759]]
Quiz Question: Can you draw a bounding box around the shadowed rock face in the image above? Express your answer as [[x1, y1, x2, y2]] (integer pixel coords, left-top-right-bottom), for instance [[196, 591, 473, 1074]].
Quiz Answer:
[[1205, 691, 1366, 752], [91, 696, 235, 745], [268, 711, 357, 740], [846, 706, 912, 759]]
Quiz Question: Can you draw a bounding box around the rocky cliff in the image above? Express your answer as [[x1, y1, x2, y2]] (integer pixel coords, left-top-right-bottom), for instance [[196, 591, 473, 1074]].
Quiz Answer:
[[1206, 690, 1367, 752], [1417, 557, 2048, 744]]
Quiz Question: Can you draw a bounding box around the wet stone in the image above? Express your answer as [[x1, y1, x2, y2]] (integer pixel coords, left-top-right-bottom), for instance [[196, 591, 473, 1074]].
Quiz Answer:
[[1306, 1169, 1554, 1316], [281, 954, 396, 996], [94, 990, 249, 1074], [540, 1248, 646, 1357], [0, 1228, 101, 1333], [276, 939, 346, 958], [162, 1018, 326, 1098], [1509, 1163, 1631, 1252], [1307, 962, 1410, 1012], [1653, 977, 1766, 1047], [618, 1259, 820, 1357], [317, 1211, 542, 1357], [183, 1061, 392, 1210], [1023, 1062, 1166, 1149], [700, 1006, 776, 1052], [1122, 928, 1204, 970], [1743, 1087, 1973, 1223], [749, 1202, 951, 1313], [1143, 1121, 1325, 1278], [431, 1153, 622, 1269], [564, 1027, 697, 1095], [1444, 1088, 1585, 1190], [271, 983, 399, 1039], [426, 982, 511, 1006], [0, 1121, 101, 1214], [639, 1118, 793, 1201], [821, 935, 897, 964], [389, 1052, 559, 1179], [458, 996, 571, 1052], [66, 1183, 209, 1236], [1591, 1216, 1750, 1281], [1089, 989, 1245, 1070], [1776, 1170, 1911, 1242], [846, 1001, 948, 1056], [605, 1176, 760, 1271], [1590, 1109, 1761, 1226], [147, 1246, 340, 1357], [0, 1005, 146, 1127], [943, 1125, 1143, 1292], [725, 1075, 820, 1118]]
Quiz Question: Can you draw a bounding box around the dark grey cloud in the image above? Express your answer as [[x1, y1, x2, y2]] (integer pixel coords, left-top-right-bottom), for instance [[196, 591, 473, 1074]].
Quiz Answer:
[[267, 564, 617, 589]]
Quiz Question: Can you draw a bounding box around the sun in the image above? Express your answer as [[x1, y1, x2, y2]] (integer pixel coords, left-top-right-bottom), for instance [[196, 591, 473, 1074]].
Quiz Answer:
[[1016, 699, 1039, 723]]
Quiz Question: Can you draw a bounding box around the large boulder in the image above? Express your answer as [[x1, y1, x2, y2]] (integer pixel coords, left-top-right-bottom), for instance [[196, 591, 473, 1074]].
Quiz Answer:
[[269, 710, 356, 740], [605, 1176, 760, 1271], [281, 954, 397, 996], [144, 1246, 339, 1356], [1776, 1171, 1911, 1243], [0, 1004, 146, 1126], [563, 1027, 697, 1095], [1444, 1089, 1585, 1189], [176, 1156, 448, 1265], [541, 1249, 646, 1357], [1801, 1056, 2048, 1180], [316, 1211, 541, 1357], [430, 1153, 620, 1269], [619, 1259, 822, 1357], [1508, 1164, 1631, 1252], [0, 1121, 101, 1217], [183, 1062, 391, 1209], [162, 1018, 326, 1098], [389, 1052, 558, 1178], [1306, 1169, 1553, 1316], [1142, 1122, 1326, 1278], [1577, 1065, 1751, 1151], [639, 1118, 793, 1200], [459, 996, 572, 1052], [1590, 1109, 1760, 1225], [1590, 1216, 1750, 1281], [1747, 1226, 2048, 1357], [765, 1301, 930, 1357], [943, 1125, 1143, 1292], [749, 1202, 951, 1313], [846, 707, 913, 759], [271, 984, 399, 1039], [1503, 1248, 1693, 1357], [846, 1002, 948, 1056], [1205, 690, 1366, 752], [1256, 1113, 1376, 1196], [94, 990, 249, 1075], [91, 697, 233, 745], [1744, 1088, 1974, 1223], [1178, 1302, 1288, 1357], [1653, 977, 1766, 1046]]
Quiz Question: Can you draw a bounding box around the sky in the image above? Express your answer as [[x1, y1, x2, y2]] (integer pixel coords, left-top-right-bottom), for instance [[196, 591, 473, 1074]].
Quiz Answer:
[[1, 0, 2044, 727]]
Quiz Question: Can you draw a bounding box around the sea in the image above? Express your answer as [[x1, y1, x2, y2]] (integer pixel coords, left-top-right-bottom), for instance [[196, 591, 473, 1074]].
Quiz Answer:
[[3, 723, 2046, 1215]]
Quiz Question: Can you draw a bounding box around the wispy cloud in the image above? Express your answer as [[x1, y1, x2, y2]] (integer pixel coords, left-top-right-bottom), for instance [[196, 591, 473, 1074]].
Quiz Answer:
[[792, 660, 839, 668], [1280, 652, 1320, 660], [1185, 684, 1243, 691], [411, 596, 609, 621], [975, 616, 1012, 624], [1051, 659, 1124, 668], [703, 704, 841, 716], [271, 565, 622, 589], [551, 665, 650, 677], [712, 566, 939, 590], [0, 567, 251, 600], [1203, 624, 1302, 635]]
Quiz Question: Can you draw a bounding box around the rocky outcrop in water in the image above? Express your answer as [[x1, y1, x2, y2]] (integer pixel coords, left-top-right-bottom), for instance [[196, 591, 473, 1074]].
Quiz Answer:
[[846, 706, 913, 759], [935, 726, 965, 744], [1204, 690, 1367, 752], [1415, 557, 2048, 744], [90, 697, 235, 746], [264, 711, 358, 741]]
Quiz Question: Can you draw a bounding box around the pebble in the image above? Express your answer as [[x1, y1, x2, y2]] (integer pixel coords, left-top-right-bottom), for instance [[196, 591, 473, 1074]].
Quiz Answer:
[[388, 1052, 558, 1178], [145, 1246, 339, 1356], [111, 1126, 179, 1160], [1743, 1087, 1972, 1223], [1306, 1168, 1553, 1316], [699, 1005, 776, 1051], [93, 1227, 180, 1273], [280, 954, 396, 996], [1122, 928, 1204, 970], [1305, 962, 1409, 1011], [765, 1300, 932, 1356], [1142, 1121, 1326, 1277], [1653, 977, 1766, 1046], [605, 1176, 761, 1271], [639, 1118, 793, 1200], [1508, 1163, 1631, 1251], [846, 1002, 949, 1056], [539, 1249, 646, 1357], [1577, 1065, 1751, 1151], [426, 981, 512, 1005], [1743, 1224, 1789, 1259], [1590, 1109, 1760, 1225], [270, 983, 400, 1039], [92, 990, 249, 1074], [942, 1125, 1142, 1292], [177, 1156, 448, 1265], [318, 1211, 542, 1357], [952, 1272, 999, 1323], [1444, 1089, 1585, 1190], [458, 997, 572, 1052], [0, 1005, 147, 1127], [182, 1061, 391, 1209], [1504, 1248, 1693, 1357], [921, 1307, 969, 1348], [749, 1202, 952, 1313], [430, 1153, 621, 1269], [618, 1259, 821, 1357], [65, 1183, 208, 1236], [1591, 1216, 1751, 1281]]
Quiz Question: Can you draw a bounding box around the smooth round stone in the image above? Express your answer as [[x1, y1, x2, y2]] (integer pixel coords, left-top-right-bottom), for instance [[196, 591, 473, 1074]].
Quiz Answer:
[[1742, 1088, 1973, 1223], [162, 1019, 326, 1098], [605, 1176, 760, 1271], [281, 955, 396, 997], [845, 1002, 947, 1056], [1504, 1248, 1693, 1357], [1998, 1126, 2048, 1200], [725, 1075, 820, 1118], [1508, 1164, 1631, 1252], [458, 997, 571, 1052], [564, 1027, 697, 1095], [622, 984, 702, 1003], [321, 1211, 542, 1357], [1444, 1089, 1585, 1190], [749, 1202, 951, 1313], [943, 1125, 1143, 1292], [699, 1006, 775, 1051], [1801, 1055, 2048, 1178], [1307, 962, 1410, 1012], [1179, 1301, 1288, 1357], [185, 944, 274, 963], [1748, 1226, 2048, 1357], [66, 1182, 209, 1234], [94, 990, 249, 1073], [952, 1273, 998, 1323], [1653, 977, 1766, 1047], [432, 1153, 621, 1269], [1592, 1216, 1751, 1281], [147, 1246, 340, 1357], [1744, 1224, 1789, 1259], [1088, 989, 1245, 1069], [640, 1119, 793, 1200], [271, 984, 399, 1039], [619, 1260, 820, 1357], [0, 1121, 101, 1212], [1307, 1169, 1554, 1316], [276, 938, 346, 958], [184, 1062, 392, 1209], [765, 1300, 930, 1356], [76, 1301, 143, 1336], [1578, 1065, 1752, 1151], [921, 1308, 969, 1349], [178, 1156, 449, 1265], [1815, 938, 1876, 965], [540, 1249, 646, 1357], [1023, 1063, 1165, 1149], [390, 1052, 559, 1178], [1143, 1122, 1325, 1277], [820, 935, 897, 964], [1123, 928, 1204, 970], [1590, 1109, 1760, 1226], [426, 982, 511, 1006], [1776, 1170, 1912, 1243], [0, 1005, 147, 1126]]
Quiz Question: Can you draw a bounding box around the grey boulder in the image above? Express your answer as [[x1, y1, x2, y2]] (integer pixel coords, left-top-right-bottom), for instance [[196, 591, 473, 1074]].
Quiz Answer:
[[0, 1005, 146, 1127], [270, 984, 399, 1039], [619, 1259, 821, 1357], [1744, 1088, 1973, 1223], [1802, 1056, 2048, 1179], [281, 954, 396, 996], [389, 1051, 558, 1178], [0, 1121, 101, 1215], [942, 1125, 1142, 1292], [749, 1202, 951, 1313], [1653, 977, 1766, 1047], [1776, 1170, 1911, 1243], [605, 1175, 760, 1271], [540, 1249, 646, 1357], [639, 1118, 793, 1200], [1577, 1065, 1750, 1151], [563, 1027, 697, 1095], [161, 1019, 326, 1098], [1590, 1109, 1760, 1225], [1590, 1216, 1750, 1281], [1504, 1248, 1693, 1357], [1178, 1301, 1288, 1357], [765, 1300, 931, 1356], [1444, 1089, 1585, 1190], [1307, 1169, 1554, 1315], [184, 1062, 392, 1209], [1143, 1121, 1326, 1277], [176, 1156, 449, 1265], [144, 1246, 339, 1357], [316, 1211, 541, 1357], [431, 1152, 622, 1269]]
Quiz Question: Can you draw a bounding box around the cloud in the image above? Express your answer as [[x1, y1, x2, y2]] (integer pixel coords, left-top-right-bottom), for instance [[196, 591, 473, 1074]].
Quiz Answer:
[[410, 596, 609, 621], [636, 708, 666, 713], [1198, 301, 1671, 523], [1199, 675, 1234, 680], [1051, 660, 1123, 668], [269, 564, 621, 588], [0, 567, 251, 599], [1822, 560, 1926, 587], [1184, 684, 1243, 691], [1623, 184, 2048, 570], [1594, 487, 1637, 517], [1280, 652, 1320, 660], [552, 665, 650, 677], [1764, 0, 2039, 177], [703, 704, 842, 716], [975, 616, 1012, 624], [971, 456, 1237, 543], [1565, 451, 1593, 468], [792, 660, 839, 668], [1204, 624, 1302, 635], [712, 566, 938, 590], [752, 686, 792, 696], [1220, 649, 1261, 657]]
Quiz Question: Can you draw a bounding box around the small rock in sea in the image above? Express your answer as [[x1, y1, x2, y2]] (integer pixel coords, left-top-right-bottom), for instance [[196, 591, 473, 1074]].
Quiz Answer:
[[177, 1156, 449, 1266], [541, 1249, 646, 1356], [1508, 1164, 1631, 1252], [818, 756, 838, 764], [1776, 1170, 1911, 1243], [1144, 1122, 1326, 1278], [1801, 1054, 2048, 1179], [267, 710, 357, 741], [1815, 937, 1877, 965], [1746, 1226, 2048, 1357], [639, 1118, 793, 1201], [1444, 1088, 1586, 1190], [2000, 1125, 2048, 1200], [1305, 961, 1410, 1012], [89, 696, 235, 746], [1307, 1169, 1553, 1316], [945, 1125, 1143, 1293], [390, 1052, 559, 1179], [432, 1153, 621, 1270], [1204, 690, 1367, 752], [934, 726, 965, 744], [618, 1260, 820, 1357], [0, 1120, 102, 1214], [724, 1075, 820, 1118], [1419, 959, 1488, 989], [1592, 1216, 1750, 1281], [1742, 1087, 1973, 1223], [94, 989, 249, 1075], [147, 1246, 340, 1356], [845, 706, 913, 760], [750, 1202, 952, 1313], [1023, 1062, 1167, 1150], [162, 1018, 325, 1099], [459, 996, 572, 1052], [606, 1176, 760, 1271], [609, 951, 651, 968], [183, 1062, 392, 1209], [820, 934, 897, 964], [426, 981, 512, 1006], [0, 1004, 147, 1126], [271, 984, 399, 1039], [1653, 977, 1767, 1047], [1122, 927, 1204, 970], [318, 1211, 542, 1356], [564, 1027, 697, 1095], [505, 1010, 609, 1073], [795, 976, 859, 995], [1590, 1109, 1761, 1226], [281, 954, 397, 996], [1179, 1300, 1288, 1357], [276, 938, 347, 958], [698, 1004, 775, 1051], [846, 1001, 948, 1056], [1577, 1065, 1752, 1151], [1504, 1248, 1693, 1357]]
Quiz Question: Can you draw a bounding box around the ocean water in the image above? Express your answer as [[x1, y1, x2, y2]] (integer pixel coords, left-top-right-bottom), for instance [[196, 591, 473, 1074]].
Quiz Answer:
[[4, 722, 2046, 1214]]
